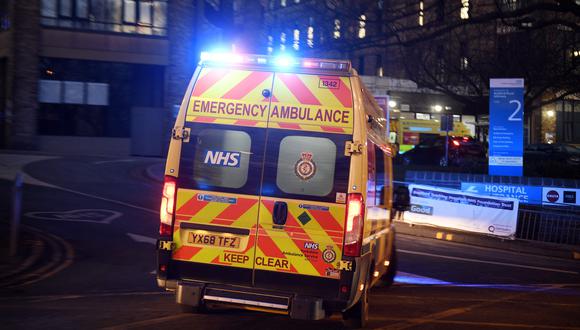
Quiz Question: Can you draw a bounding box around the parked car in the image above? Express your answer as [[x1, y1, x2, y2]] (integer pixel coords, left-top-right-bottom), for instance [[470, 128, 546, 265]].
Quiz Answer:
[[524, 143, 580, 166], [400, 136, 486, 167]]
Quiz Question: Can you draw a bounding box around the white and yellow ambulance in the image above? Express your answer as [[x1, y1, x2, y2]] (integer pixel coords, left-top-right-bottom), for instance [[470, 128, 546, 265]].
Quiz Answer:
[[157, 53, 398, 327]]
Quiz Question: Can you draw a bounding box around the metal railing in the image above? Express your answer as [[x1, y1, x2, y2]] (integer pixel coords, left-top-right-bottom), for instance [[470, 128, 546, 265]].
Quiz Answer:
[[516, 206, 580, 246]]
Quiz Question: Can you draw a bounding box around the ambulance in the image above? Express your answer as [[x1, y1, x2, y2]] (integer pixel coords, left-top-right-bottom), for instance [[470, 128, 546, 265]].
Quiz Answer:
[[156, 52, 398, 327]]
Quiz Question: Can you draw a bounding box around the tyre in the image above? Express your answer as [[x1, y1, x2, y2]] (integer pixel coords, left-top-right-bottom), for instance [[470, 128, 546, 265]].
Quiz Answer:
[[380, 245, 398, 287], [342, 279, 369, 329]]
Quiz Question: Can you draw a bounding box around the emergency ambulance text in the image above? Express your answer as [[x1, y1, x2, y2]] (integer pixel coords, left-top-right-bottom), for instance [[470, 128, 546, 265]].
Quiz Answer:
[[270, 105, 349, 124], [191, 99, 268, 117]]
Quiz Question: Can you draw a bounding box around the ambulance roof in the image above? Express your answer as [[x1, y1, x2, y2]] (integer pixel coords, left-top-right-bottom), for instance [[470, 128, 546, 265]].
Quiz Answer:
[[199, 52, 353, 76]]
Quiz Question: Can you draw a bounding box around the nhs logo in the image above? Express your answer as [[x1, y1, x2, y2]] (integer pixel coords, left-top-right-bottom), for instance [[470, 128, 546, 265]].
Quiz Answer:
[[203, 150, 241, 167]]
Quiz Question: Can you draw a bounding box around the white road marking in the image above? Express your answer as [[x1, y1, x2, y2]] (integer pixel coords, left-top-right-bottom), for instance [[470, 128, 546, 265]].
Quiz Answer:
[[0, 154, 58, 187], [127, 233, 157, 245], [25, 209, 122, 224], [400, 249, 579, 275]]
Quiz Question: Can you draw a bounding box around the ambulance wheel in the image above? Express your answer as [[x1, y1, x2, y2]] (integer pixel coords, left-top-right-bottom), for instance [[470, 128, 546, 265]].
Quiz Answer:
[[381, 245, 398, 287], [342, 280, 369, 329]]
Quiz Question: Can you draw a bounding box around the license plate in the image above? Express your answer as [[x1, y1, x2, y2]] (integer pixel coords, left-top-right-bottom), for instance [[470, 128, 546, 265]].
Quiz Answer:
[[187, 231, 241, 249]]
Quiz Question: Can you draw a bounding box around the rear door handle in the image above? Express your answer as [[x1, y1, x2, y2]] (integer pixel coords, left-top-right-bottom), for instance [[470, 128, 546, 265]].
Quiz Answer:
[[272, 201, 288, 227]]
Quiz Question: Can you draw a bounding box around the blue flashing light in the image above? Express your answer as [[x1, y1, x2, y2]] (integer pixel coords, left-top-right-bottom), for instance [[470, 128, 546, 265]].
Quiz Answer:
[[274, 55, 296, 67], [198, 51, 351, 72]]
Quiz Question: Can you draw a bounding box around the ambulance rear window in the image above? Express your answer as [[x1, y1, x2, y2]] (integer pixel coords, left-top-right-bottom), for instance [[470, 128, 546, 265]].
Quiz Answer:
[[193, 129, 251, 189], [262, 130, 350, 203], [276, 136, 336, 196]]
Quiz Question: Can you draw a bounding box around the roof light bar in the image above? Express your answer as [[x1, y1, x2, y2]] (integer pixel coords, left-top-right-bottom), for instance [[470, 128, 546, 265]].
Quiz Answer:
[[199, 52, 351, 72]]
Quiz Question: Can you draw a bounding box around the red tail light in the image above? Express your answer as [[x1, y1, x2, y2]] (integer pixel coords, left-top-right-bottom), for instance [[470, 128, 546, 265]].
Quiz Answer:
[[160, 176, 177, 236], [452, 140, 460, 147], [343, 193, 365, 257]]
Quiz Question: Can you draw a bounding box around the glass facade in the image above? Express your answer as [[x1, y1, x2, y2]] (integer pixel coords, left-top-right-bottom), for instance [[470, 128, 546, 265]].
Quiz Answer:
[[41, 0, 167, 36], [38, 58, 164, 137]]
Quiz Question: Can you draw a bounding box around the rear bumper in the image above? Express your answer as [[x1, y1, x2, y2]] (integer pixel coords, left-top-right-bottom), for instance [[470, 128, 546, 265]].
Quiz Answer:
[[174, 280, 341, 320]]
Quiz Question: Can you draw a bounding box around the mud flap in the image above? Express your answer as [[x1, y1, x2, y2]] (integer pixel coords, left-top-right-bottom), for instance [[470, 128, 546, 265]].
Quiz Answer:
[[290, 296, 325, 320], [176, 282, 204, 307]]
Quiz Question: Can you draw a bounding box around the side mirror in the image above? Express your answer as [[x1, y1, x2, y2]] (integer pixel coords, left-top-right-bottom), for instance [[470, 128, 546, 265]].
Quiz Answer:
[[392, 185, 410, 212]]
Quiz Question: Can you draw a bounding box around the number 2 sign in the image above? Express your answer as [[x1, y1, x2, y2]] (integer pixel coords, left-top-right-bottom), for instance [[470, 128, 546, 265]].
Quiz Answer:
[[489, 79, 524, 177]]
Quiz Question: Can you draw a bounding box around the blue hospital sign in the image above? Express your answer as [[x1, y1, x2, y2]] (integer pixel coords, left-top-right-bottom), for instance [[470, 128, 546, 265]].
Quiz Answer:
[[489, 78, 524, 176]]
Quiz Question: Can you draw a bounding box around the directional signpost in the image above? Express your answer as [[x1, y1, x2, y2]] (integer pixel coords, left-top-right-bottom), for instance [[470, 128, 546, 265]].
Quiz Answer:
[[489, 79, 524, 176]]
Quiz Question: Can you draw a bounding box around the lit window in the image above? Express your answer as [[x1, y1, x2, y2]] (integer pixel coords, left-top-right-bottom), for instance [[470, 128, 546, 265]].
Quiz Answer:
[[358, 14, 366, 39], [377, 67, 383, 77], [460, 0, 469, 19], [418, 1, 424, 26], [281, 0, 286, 7], [293, 29, 300, 50], [333, 19, 341, 39], [280, 32, 286, 51], [307, 26, 314, 48], [460, 56, 469, 70], [572, 49, 580, 57], [267, 35, 273, 55], [416, 113, 430, 120]]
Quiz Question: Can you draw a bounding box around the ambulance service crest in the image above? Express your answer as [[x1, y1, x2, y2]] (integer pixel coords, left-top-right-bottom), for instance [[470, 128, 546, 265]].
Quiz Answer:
[[295, 152, 316, 180], [322, 246, 336, 263]]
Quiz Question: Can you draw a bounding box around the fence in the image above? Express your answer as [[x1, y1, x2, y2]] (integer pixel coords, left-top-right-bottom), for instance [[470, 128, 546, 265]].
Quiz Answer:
[[517, 206, 580, 246]]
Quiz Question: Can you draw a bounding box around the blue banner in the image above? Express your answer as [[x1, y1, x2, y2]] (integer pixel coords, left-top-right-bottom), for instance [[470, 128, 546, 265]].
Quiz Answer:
[[460, 183, 542, 205], [489, 79, 524, 176]]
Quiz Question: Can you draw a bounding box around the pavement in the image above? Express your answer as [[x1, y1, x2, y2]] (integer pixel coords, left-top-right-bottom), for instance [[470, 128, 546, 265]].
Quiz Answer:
[[0, 150, 578, 292]]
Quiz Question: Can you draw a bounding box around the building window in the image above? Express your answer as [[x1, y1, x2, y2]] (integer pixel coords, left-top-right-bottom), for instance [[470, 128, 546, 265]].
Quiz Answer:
[[460, 0, 470, 19], [333, 19, 341, 39], [460, 56, 469, 70], [293, 29, 300, 50], [418, 1, 424, 26], [267, 35, 274, 55], [280, 0, 286, 7], [40, 0, 168, 36], [358, 14, 366, 39], [307, 25, 314, 48], [416, 113, 430, 120], [500, 0, 520, 11], [376, 55, 383, 77], [280, 32, 286, 51]]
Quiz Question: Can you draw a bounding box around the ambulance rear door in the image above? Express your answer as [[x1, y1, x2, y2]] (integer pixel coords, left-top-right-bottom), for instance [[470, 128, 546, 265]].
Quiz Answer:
[[171, 66, 274, 286], [253, 72, 354, 297]]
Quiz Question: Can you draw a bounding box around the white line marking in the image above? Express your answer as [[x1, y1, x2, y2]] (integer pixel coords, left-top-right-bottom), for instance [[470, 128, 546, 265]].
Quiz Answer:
[[399, 249, 579, 275], [53, 185, 157, 214], [25, 209, 122, 224], [127, 233, 157, 245]]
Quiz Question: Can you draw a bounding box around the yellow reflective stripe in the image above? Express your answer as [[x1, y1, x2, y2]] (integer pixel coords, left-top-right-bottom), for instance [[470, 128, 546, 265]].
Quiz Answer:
[[199, 70, 251, 99], [272, 76, 300, 104]]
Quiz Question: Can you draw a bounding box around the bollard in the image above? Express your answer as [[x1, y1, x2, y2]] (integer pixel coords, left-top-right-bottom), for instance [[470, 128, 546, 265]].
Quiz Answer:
[[9, 172, 23, 257]]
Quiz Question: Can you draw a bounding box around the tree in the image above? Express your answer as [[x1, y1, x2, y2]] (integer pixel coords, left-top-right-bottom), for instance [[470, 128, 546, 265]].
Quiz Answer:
[[270, 0, 580, 115]]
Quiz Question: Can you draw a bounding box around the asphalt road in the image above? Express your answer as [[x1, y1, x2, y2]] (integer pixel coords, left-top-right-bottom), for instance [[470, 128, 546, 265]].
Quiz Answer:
[[0, 154, 579, 329]]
